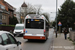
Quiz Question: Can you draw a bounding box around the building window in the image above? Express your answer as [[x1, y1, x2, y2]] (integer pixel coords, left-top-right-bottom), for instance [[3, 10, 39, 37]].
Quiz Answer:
[[4, 15, 5, 19], [0, 4, 5, 10], [2, 15, 6, 19], [1, 5, 5, 10]]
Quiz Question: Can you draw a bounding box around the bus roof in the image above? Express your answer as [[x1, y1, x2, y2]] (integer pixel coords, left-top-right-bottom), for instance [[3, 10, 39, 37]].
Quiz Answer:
[[25, 14, 48, 22]]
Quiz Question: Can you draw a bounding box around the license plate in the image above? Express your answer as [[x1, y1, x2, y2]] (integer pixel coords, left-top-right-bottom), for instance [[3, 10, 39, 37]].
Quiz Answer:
[[32, 34, 36, 35]]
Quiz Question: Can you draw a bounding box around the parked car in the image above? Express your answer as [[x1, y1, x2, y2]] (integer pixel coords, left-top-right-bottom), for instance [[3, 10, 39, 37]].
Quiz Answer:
[[13, 24, 24, 36], [0, 31, 22, 50]]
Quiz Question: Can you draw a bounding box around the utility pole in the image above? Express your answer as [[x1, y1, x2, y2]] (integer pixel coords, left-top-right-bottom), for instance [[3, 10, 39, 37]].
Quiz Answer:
[[56, 0, 58, 38]]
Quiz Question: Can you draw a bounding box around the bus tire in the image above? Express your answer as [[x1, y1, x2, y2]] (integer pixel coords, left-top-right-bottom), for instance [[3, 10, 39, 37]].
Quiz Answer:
[[47, 36, 48, 39], [44, 37, 47, 41]]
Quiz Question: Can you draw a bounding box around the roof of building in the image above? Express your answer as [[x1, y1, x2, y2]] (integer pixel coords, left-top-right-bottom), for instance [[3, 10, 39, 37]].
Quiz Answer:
[[21, 2, 27, 7], [4, 1, 16, 11]]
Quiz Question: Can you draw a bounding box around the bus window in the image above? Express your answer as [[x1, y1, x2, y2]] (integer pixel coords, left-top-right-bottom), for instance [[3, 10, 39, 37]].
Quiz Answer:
[[25, 19, 44, 29], [46, 21, 49, 31]]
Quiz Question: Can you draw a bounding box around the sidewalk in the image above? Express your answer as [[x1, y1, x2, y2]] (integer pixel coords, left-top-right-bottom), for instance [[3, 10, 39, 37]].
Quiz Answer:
[[53, 33, 75, 50]]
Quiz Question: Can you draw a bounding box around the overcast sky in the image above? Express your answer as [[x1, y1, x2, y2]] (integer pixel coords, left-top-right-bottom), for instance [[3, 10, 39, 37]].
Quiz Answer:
[[5, 0, 75, 21]]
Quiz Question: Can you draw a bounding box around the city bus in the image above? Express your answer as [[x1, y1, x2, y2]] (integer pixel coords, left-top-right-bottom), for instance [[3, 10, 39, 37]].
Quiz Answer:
[[23, 14, 49, 40]]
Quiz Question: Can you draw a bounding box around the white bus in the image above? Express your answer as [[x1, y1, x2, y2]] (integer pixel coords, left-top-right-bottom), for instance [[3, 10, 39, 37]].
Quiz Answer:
[[23, 14, 49, 40]]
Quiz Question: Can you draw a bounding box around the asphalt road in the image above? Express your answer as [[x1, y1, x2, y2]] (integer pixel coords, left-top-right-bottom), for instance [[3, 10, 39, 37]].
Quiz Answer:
[[15, 29, 54, 50]]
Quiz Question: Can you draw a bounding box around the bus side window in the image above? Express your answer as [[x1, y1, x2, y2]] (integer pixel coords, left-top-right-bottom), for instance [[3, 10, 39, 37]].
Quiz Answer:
[[46, 21, 49, 31]]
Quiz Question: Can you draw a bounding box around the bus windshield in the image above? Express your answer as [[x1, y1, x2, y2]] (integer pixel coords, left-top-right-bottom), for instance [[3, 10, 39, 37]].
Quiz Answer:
[[15, 26, 24, 30], [25, 19, 44, 29]]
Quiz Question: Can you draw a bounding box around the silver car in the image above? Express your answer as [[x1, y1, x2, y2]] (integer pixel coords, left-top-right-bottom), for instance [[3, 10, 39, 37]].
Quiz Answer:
[[0, 31, 22, 50]]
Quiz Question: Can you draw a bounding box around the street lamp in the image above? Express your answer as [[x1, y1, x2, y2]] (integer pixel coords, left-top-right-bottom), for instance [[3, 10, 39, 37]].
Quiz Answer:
[[50, 0, 58, 38]]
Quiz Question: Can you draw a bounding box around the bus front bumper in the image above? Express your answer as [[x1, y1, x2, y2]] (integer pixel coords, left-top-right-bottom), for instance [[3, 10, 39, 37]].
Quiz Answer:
[[23, 36, 46, 40]]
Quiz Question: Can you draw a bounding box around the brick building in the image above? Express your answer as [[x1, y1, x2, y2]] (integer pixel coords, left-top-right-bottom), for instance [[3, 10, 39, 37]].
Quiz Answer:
[[4, 1, 16, 18], [0, 0, 15, 25]]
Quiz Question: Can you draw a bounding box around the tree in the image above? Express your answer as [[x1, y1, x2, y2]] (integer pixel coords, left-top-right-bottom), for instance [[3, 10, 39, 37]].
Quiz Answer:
[[9, 16, 18, 25], [18, 3, 42, 23], [27, 3, 36, 13], [34, 5, 42, 15], [52, 21, 56, 27], [42, 13, 50, 24], [57, 0, 75, 29]]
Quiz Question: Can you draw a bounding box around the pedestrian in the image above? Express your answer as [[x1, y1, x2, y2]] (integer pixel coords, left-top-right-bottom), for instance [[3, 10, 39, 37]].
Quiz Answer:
[[64, 28, 68, 40]]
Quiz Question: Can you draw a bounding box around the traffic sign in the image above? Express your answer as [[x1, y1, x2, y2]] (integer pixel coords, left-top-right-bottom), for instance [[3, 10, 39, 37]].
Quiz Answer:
[[58, 21, 62, 26], [58, 21, 61, 24]]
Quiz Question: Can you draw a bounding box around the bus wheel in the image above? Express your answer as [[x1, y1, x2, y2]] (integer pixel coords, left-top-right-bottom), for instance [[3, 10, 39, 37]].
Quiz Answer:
[[44, 37, 47, 41], [47, 37, 48, 39]]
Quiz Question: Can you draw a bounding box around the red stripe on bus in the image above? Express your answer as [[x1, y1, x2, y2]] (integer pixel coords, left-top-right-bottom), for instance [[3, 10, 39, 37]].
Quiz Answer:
[[23, 36, 46, 40]]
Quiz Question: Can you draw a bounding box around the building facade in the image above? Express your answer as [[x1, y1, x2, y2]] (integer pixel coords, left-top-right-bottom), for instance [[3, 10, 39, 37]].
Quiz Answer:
[[0, 0, 15, 25], [0, 0, 9, 25], [4, 1, 16, 18]]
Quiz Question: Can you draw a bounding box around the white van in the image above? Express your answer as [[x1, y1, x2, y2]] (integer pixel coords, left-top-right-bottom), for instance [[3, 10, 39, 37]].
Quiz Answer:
[[13, 24, 24, 36]]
